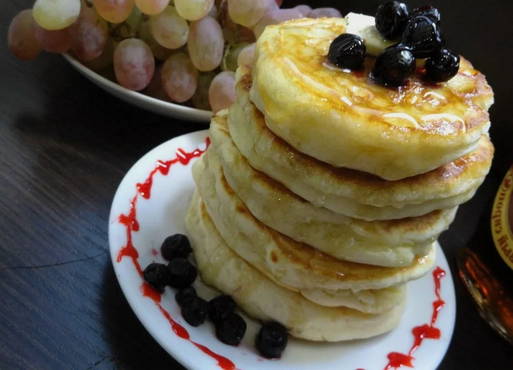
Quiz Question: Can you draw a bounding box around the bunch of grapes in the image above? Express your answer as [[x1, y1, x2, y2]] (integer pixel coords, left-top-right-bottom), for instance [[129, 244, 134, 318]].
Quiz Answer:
[[8, 0, 341, 112]]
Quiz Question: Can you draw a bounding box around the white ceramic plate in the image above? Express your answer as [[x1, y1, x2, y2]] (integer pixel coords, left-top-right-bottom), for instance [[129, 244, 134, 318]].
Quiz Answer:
[[64, 54, 212, 122], [108, 130, 456, 370]]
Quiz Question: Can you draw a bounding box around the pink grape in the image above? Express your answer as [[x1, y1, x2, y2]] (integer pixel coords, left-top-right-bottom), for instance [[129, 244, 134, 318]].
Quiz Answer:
[[149, 6, 189, 49], [175, 0, 214, 21], [187, 16, 224, 72], [161, 53, 198, 103], [144, 65, 170, 101], [208, 71, 236, 113], [8, 10, 41, 60], [135, 0, 170, 15], [253, 8, 303, 38], [113, 38, 155, 91], [293, 5, 312, 17], [308, 8, 342, 18], [227, 0, 275, 28], [70, 6, 109, 62], [237, 43, 255, 67], [85, 38, 116, 71], [93, 0, 134, 23], [34, 24, 72, 53]]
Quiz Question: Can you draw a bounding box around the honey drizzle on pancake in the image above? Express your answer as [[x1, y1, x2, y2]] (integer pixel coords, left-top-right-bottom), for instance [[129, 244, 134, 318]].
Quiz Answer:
[[202, 150, 436, 284], [243, 68, 493, 195], [267, 21, 490, 135]]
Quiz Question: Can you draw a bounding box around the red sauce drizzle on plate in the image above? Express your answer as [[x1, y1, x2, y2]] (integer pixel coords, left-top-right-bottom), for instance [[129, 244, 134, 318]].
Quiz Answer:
[[116, 138, 235, 370], [384, 267, 446, 370], [117, 196, 142, 275], [116, 136, 448, 370]]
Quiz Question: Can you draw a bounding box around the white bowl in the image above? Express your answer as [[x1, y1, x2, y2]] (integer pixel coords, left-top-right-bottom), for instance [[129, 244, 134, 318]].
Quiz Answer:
[[64, 54, 212, 123]]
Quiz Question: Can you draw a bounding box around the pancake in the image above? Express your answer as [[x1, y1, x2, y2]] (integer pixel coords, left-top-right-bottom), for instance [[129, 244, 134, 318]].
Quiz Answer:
[[196, 148, 407, 312], [186, 190, 406, 341], [210, 111, 453, 267], [230, 66, 494, 221], [299, 285, 404, 309], [192, 151, 437, 292], [250, 17, 494, 180]]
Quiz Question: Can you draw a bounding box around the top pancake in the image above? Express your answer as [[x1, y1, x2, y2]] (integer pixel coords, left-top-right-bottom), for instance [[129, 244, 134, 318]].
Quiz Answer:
[[251, 17, 494, 180], [233, 65, 494, 220]]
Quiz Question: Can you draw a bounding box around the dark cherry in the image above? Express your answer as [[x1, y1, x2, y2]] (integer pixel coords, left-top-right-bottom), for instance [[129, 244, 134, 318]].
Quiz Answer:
[[143, 263, 170, 293], [208, 295, 236, 324], [402, 15, 443, 58], [327, 33, 366, 70], [424, 48, 460, 82], [255, 321, 288, 359], [411, 5, 441, 24], [175, 286, 197, 307], [181, 296, 208, 327], [161, 234, 192, 261], [375, 1, 409, 40], [167, 258, 197, 289], [372, 44, 416, 87], [215, 312, 247, 346]]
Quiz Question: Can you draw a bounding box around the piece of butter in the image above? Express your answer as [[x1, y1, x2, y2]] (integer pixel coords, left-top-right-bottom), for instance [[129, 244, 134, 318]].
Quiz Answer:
[[345, 12, 394, 56]]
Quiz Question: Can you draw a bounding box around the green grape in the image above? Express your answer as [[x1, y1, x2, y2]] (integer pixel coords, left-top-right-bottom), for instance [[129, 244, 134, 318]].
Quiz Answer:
[[222, 42, 249, 72], [111, 7, 143, 39], [191, 71, 215, 110], [139, 21, 173, 61], [174, 0, 214, 21], [33, 0, 81, 30], [227, 0, 274, 28], [126, 6, 143, 31], [149, 6, 189, 49], [135, 0, 170, 15]]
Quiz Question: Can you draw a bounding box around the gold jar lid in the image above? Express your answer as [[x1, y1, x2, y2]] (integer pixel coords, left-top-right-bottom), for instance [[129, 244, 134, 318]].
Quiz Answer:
[[491, 166, 513, 270]]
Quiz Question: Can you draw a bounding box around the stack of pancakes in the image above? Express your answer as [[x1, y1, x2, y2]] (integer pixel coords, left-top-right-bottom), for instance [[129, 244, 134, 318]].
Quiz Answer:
[[186, 18, 494, 341]]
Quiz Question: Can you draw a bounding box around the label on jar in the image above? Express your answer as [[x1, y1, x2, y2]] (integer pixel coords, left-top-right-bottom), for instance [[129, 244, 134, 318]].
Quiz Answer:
[[491, 166, 513, 271]]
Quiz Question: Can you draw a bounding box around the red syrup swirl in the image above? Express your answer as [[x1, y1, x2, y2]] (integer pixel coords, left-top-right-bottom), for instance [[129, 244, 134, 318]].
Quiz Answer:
[[116, 138, 235, 370], [384, 267, 446, 370]]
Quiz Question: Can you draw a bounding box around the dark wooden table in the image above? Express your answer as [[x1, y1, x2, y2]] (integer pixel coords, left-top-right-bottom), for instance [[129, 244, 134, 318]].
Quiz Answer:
[[1, 1, 512, 369]]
